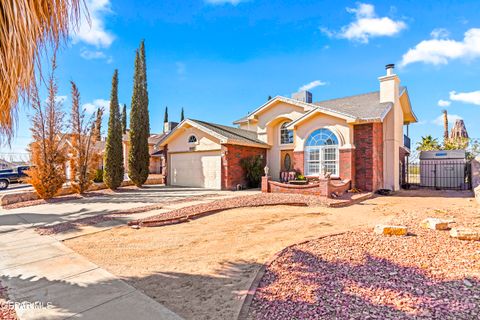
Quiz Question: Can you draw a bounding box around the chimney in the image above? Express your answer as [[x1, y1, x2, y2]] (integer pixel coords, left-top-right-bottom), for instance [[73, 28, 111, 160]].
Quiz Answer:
[[292, 91, 312, 103], [164, 121, 179, 133], [379, 63, 400, 103]]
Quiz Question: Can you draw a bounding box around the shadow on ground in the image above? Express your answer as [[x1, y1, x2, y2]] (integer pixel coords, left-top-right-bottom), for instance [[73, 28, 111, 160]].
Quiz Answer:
[[248, 248, 480, 319]]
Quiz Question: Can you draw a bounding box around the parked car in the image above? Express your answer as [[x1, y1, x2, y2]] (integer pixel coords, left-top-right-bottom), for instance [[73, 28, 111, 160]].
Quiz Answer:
[[0, 166, 30, 190]]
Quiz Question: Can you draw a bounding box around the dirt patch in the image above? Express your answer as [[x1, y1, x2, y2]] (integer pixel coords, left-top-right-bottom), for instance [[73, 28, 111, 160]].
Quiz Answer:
[[64, 190, 477, 320]]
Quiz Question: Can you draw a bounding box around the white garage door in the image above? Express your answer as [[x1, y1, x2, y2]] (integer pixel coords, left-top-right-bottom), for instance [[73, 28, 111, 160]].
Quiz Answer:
[[170, 151, 221, 189]]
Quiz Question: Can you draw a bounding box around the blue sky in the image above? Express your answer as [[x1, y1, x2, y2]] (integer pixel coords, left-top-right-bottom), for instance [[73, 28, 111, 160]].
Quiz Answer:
[[3, 0, 480, 158]]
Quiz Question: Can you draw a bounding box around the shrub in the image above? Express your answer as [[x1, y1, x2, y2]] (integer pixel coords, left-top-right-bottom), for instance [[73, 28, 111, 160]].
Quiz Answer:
[[93, 169, 103, 183], [240, 155, 264, 188]]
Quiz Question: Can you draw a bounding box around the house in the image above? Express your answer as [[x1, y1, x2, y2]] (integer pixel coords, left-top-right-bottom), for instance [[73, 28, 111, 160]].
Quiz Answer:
[[156, 64, 417, 191]]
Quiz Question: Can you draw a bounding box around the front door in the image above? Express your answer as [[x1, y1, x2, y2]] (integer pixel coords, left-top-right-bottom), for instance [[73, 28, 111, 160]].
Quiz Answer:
[[280, 150, 294, 172]]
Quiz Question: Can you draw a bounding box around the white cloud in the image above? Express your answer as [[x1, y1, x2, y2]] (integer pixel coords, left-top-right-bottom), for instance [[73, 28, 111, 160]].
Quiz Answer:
[[82, 99, 110, 114], [204, 0, 245, 5], [321, 3, 406, 43], [437, 99, 451, 107], [299, 80, 327, 91], [449, 90, 480, 106], [73, 0, 115, 48], [44, 95, 67, 104], [80, 49, 106, 59], [399, 28, 480, 67], [430, 28, 450, 39], [432, 113, 462, 126]]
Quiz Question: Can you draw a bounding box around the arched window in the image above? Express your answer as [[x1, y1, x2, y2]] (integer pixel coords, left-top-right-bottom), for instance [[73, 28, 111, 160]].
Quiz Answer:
[[304, 128, 339, 176], [280, 122, 293, 144], [188, 135, 197, 143]]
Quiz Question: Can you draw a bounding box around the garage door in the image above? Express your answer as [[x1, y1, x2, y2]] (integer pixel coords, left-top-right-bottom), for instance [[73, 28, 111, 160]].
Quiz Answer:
[[170, 152, 221, 189]]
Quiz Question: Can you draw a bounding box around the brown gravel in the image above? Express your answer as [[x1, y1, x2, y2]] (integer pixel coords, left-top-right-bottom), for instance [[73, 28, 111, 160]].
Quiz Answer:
[[0, 284, 17, 320], [248, 197, 480, 319]]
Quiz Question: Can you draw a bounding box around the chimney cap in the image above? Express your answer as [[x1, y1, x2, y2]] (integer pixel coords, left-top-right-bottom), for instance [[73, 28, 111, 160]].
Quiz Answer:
[[385, 63, 395, 69]]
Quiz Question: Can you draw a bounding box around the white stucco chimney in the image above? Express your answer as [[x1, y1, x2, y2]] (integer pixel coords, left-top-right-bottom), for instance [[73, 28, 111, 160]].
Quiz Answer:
[[379, 63, 399, 104]]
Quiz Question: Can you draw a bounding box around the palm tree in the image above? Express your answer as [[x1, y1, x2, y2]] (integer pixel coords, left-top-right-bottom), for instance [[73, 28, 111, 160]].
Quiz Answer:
[[416, 135, 441, 151], [0, 0, 83, 142]]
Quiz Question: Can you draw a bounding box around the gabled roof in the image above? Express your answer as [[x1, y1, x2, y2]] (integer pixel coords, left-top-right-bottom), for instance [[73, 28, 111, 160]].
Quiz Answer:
[[312, 91, 392, 121], [122, 131, 166, 145], [234, 89, 417, 126], [157, 119, 270, 148]]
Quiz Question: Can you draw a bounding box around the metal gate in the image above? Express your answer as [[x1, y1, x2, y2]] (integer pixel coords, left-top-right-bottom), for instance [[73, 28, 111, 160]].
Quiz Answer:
[[406, 161, 471, 190]]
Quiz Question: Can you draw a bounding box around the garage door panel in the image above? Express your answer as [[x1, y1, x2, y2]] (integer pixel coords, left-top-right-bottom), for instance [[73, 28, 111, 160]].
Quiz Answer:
[[170, 152, 221, 189]]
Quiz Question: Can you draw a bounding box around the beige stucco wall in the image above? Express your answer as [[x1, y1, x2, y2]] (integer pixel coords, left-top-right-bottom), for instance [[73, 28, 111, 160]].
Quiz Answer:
[[380, 75, 403, 191], [167, 126, 221, 153], [293, 112, 353, 152]]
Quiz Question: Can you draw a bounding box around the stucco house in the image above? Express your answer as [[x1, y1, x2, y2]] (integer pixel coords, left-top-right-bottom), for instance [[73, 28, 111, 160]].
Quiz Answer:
[[156, 64, 417, 192]]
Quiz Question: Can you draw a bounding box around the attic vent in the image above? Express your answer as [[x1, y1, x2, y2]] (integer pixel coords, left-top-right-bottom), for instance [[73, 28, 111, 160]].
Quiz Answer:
[[292, 91, 312, 103]]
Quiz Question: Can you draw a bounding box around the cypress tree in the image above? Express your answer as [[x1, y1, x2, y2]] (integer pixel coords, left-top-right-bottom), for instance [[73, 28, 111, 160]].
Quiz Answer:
[[128, 40, 150, 186], [121, 104, 127, 133], [164, 106, 168, 123], [103, 69, 124, 189], [180, 107, 184, 121]]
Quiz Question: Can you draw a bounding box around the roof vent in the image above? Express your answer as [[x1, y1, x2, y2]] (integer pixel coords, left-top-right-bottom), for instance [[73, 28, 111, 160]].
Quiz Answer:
[[292, 91, 312, 103]]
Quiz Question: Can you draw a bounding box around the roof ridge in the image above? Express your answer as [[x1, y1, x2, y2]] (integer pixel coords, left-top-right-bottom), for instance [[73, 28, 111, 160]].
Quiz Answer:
[[191, 119, 264, 144], [314, 90, 379, 104]]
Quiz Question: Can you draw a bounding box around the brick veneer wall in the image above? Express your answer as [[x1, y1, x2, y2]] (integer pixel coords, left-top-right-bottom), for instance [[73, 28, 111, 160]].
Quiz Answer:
[[354, 123, 384, 191], [293, 151, 304, 174], [339, 148, 355, 186], [261, 176, 351, 198], [221, 144, 267, 190]]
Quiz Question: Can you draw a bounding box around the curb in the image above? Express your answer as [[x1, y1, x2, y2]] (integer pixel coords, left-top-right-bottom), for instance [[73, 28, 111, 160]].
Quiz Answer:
[[236, 231, 347, 320], [131, 202, 309, 228]]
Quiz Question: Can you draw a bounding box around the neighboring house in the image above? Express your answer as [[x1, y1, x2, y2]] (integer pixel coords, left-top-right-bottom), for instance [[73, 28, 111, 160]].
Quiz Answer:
[[0, 159, 12, 170], [157, 64, 417, 191]]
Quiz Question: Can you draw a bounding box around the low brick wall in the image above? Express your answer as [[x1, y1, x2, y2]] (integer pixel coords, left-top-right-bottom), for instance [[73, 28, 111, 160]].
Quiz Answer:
[[472, 157, 480, 204], [261, 176, 351, 198], [1, 175, 165, 207]]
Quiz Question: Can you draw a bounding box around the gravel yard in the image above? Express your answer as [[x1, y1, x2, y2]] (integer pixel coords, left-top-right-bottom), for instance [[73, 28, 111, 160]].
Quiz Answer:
[[64, 190, 478, 320], [248, 191, 480, 319], [65, 195, 391, 320]]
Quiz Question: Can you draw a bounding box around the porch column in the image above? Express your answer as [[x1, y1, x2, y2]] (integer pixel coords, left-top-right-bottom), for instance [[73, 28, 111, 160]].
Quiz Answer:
[[339, 147, 355, 187]]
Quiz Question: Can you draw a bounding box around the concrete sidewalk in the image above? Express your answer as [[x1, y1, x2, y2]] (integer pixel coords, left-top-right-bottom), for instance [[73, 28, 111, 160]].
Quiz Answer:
[[0, 186, 259, 319], [0, 227, 182, 320]]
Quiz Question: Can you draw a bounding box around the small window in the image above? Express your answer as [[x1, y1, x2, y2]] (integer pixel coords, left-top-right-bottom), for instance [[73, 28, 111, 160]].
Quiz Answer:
[[280, 122, 294, 144], [188, 135, 197, 143]]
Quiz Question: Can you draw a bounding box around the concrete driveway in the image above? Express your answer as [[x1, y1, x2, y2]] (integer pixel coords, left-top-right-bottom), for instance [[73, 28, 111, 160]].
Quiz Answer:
[[0, 185, 255, 319]]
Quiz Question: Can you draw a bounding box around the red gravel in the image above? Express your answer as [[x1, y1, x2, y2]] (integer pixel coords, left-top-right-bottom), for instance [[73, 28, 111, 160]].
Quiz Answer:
[[248, 210, 480, 319], [134, 193, 332, 227], [0, 284, 17, 320]]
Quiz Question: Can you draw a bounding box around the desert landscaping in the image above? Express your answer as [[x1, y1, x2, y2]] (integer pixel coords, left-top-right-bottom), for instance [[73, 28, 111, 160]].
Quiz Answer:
[[63, 189, 480, 320]]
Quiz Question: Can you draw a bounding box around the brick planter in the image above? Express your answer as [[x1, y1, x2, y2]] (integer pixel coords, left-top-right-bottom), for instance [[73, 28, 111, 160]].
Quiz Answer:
[[261, 176, 351, 198]]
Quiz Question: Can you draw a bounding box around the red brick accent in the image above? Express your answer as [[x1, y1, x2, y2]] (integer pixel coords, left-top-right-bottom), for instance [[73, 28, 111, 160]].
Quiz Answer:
[[354, 123, 384, 191], [293, 151, 304, 174], [261, 176, 270, 193], [221, 144, 267, 190], [264, 178, 351, 198], [339, 148, 355, 186]]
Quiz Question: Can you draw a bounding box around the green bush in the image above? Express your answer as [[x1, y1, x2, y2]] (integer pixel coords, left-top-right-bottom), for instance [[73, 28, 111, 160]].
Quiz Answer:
[[93, 169, 104, 183], [240, 155, 264, 188], [297, 174, 306, 181]]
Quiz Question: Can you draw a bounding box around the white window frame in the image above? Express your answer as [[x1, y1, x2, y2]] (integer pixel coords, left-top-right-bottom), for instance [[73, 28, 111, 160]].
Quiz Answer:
[[304, 145, 339, 177], [279, 122, 294, 145]]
